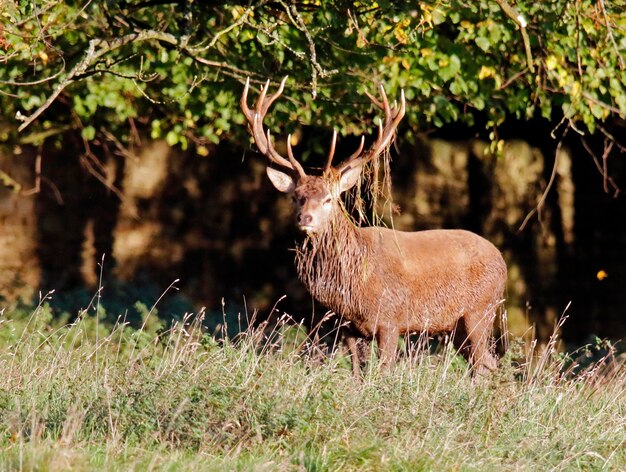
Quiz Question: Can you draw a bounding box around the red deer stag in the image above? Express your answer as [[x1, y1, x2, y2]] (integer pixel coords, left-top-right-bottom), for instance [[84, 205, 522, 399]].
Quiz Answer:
[[241, 77, 507, 376]]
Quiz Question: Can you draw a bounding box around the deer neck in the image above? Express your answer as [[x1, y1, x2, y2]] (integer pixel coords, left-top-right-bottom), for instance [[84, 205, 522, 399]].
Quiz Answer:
[[295, 207, 368, 315]]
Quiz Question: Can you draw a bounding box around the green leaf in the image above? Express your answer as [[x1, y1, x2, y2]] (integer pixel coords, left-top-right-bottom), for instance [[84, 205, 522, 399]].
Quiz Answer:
[[475, 36, 490, 52], [165, 130, 179, 146], [81, 126, 96, 141]]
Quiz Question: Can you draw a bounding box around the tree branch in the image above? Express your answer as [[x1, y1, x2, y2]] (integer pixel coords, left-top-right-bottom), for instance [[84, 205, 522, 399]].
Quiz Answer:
[[597, 0, 625, 70], [278, 1, 337, 99], [17, 39, 96, 131], [581, 137, 621, 196], [493, 0, 535, 73], [0, 55, 66, 86], [518, 126, 569, 232], [16, 29, 255, 132]]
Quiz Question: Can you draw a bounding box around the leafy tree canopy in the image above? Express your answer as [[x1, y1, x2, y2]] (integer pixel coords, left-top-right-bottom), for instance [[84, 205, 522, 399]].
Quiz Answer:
[[1, 1, 625, 155]]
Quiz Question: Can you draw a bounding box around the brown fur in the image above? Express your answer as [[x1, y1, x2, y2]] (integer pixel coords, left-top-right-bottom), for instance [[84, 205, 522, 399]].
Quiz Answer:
[[241, 79, 506, 375], [292, 177, 507, 376]]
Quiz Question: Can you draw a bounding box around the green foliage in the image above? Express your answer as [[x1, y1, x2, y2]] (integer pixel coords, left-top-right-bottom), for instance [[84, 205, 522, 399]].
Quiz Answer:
[[1, 1, 624, 153], [0, 302, 625, 470]]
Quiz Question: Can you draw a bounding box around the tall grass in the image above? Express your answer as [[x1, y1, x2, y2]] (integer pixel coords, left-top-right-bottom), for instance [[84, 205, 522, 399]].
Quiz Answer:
[[0, 296, 624, 471]]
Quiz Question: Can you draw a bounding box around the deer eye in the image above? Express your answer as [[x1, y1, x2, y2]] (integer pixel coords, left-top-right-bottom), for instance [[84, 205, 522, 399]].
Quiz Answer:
[[322, 196, 332, 205], [293, 195, 306, 205]]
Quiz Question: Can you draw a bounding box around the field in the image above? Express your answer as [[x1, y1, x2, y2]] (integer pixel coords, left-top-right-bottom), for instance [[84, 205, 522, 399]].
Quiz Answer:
[[0, 294, 624, 471]]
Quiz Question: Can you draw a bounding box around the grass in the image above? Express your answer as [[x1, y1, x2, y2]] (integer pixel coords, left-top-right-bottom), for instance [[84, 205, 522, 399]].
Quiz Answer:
[[0, 293, 625, 471]]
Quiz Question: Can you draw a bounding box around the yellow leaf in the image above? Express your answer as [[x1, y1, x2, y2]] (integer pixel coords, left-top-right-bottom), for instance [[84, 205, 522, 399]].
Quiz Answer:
[[546, 55, 558, 71], [557, 69, 574, 88], [419, 2, 433, 29], [401, 58, 410, 70], [382, 55, 398, 65], [395, 28, 408, 44], [596, 270, 608, 281], [356, 32, 367, 49], [197, 145, 209, 157], [231, 6, 245, 20], [478, 65, 495, 80]]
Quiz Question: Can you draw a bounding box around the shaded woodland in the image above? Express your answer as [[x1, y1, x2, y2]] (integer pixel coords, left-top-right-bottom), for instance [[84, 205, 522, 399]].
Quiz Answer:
[[1, 116, 625, 346], [1, 2, 625, 347]]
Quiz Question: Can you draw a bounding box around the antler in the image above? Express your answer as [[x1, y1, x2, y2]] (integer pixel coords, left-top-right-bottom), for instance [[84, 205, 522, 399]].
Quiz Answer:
[[242, 78, 405, 178], [336, 84, 405, 172], [241, 77, 306, 178]]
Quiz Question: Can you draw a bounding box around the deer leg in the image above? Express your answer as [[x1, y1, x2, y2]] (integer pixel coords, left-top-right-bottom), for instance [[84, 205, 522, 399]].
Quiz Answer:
[[343, 331, 362, 377], [451, 319, 471, 362], [376, 324, 399, 368], [464, 309, 497, 376]]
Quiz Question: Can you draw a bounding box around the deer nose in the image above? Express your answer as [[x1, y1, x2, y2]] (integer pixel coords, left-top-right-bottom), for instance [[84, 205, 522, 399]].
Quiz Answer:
[[299, 214, 313, 226]]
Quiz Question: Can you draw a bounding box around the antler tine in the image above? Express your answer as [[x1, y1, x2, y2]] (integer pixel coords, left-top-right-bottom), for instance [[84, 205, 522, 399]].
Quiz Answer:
[[378, 83, 392, 121], [241, 77, 254, 122], [254, 79, 271, 116], [286, 134, 307, 178], [334, 86, 404, 173], [260, 76, 287, 115], [324, 129, 338, 173], [241, 76, 305, 174], [263, 129, 304, 176], [364, 89, 383, 109], [334, 135, 365, 172], [352, 135, 366, 159], [365, 87, 405, 162]]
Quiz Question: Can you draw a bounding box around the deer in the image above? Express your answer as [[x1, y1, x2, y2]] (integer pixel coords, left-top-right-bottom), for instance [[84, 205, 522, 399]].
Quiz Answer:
[[241, 77, 507, 376]]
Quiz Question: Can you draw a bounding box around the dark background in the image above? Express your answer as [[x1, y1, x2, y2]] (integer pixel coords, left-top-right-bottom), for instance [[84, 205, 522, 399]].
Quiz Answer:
[[1, 118, 625, 348]]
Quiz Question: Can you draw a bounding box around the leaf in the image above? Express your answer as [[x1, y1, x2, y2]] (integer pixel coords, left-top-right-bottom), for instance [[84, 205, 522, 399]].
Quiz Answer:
[[473, 96, 485, 110], [449, 78, 467, 95], [197, 145, 210, 157], [475, 36, 490, 52], [81, 126, 96, 141], [545, 55, 558, 71], [165, 130, 179, 146], [478, 66, 495, 80]]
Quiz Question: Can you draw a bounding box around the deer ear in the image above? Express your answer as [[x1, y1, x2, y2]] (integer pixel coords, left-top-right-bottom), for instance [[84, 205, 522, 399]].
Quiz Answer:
[[266, 167, 295, 193], [338, 159, 362, 193]]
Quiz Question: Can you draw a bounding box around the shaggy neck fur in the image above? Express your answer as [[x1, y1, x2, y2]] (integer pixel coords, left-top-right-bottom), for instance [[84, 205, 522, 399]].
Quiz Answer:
[[295, 206, 369, 318]]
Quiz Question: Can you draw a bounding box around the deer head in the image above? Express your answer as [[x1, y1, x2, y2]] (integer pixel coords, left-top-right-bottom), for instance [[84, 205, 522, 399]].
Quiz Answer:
[[241, 77, 405, 233]]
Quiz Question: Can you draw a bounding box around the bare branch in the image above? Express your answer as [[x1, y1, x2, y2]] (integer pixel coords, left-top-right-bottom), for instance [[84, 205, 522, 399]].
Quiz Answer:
[[601, 140, 614, 193], [581, 137, 621, 196], [22, 148, 42, 196], [17, 39, 97, 131], [19, 125, 73, 144], [597, 125, 626, 153], [582, 91, 622, 115], [0, 89, 19, 98], [499, 67, 529, 90], [202, 4, 258, 52], [575, 1, 583, 78], [597, 0, 625, 70], [518, 126, 569, 232], [0, 55, 66, 86], [278, 1, 337, 99], [493, 0, 535, 73], [16, 29, 256, 132]]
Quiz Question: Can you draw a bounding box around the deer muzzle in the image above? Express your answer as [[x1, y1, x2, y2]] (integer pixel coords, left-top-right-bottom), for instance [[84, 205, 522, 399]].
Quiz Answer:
[[297, 212, 314, 231]]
